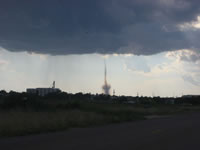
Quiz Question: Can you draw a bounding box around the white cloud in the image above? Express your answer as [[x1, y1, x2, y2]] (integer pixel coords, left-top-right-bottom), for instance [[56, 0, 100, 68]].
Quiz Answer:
[[124, 50, 200, 87], [113, 53, 134, 57], [166, 50, 200, 86], [182, 74, 200, 86], [27, 51, 48, 61], [166, 49, 200, 63], [178, 16, 200, 31]]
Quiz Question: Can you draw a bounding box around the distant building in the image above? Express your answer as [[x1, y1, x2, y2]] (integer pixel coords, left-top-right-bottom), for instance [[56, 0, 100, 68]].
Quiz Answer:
[[26, 81, 61, 96]]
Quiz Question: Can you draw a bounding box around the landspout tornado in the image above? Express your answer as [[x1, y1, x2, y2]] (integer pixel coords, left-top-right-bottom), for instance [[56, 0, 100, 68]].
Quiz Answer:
[[102, 60, 111, 95]]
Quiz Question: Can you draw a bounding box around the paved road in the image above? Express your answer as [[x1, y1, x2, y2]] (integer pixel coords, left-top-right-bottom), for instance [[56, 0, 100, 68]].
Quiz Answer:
[[1, 112, 200, 150]]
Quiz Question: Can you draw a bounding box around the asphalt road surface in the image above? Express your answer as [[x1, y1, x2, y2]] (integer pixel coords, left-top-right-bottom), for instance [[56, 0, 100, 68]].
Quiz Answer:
[[1, 112, 200, 150]]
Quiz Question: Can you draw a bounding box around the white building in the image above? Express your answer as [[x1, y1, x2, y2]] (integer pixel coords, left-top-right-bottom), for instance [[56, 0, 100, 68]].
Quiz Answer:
[[26, 81, 61, 96]]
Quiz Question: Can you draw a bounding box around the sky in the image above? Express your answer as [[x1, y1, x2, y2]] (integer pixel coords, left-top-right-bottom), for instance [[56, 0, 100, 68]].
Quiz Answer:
[[0, 0, 200, 97]]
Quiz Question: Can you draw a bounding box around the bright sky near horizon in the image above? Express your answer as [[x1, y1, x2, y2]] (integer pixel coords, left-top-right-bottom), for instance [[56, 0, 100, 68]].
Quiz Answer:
[[0, 47, 200, 97]]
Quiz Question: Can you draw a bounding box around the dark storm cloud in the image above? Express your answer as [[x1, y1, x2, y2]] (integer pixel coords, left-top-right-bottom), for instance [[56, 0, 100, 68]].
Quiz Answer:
[[0, 0, 200, 55]]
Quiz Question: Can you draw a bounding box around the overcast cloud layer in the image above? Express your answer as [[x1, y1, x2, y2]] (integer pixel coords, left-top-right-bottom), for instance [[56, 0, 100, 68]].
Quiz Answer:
[[0, 0, 200, 55]]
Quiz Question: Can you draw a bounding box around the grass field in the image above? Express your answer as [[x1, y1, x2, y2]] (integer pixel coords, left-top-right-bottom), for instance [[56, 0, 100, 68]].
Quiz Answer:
[[0, 102, 200, 137]]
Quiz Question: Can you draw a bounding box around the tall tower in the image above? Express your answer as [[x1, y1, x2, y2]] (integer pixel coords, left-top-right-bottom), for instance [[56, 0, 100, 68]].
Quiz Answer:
[[52, 81, 55, 89], [102, 60, 111, 95], [104, 60, 107, 85]]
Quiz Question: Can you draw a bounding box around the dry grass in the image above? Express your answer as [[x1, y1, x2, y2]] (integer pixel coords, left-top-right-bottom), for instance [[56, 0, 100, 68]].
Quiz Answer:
[[1, 103, 200, 137], [0, 108, 144, 137], [0, 110, 108, 137]]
